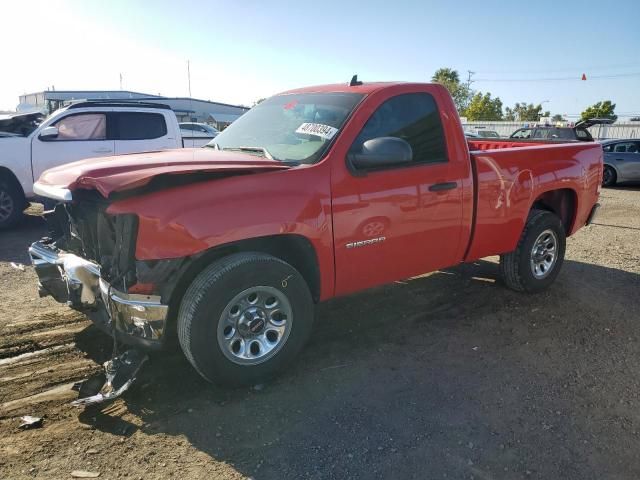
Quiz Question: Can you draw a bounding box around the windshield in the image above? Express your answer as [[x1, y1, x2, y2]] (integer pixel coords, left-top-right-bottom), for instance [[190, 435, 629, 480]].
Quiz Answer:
[[0, 112, 44, 137], [208, 92, 364, 163], [203, 124, 219, 134]]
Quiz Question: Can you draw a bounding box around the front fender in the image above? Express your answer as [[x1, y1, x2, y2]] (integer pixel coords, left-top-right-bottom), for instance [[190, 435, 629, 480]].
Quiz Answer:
[[106, 162, 335, 299]]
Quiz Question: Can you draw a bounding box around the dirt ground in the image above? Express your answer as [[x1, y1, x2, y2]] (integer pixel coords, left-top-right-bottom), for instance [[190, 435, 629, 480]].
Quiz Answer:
[[1, 186, 639, 480]]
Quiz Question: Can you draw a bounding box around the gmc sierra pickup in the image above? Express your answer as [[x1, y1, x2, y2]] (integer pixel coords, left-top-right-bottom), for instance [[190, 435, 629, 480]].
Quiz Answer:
[[29, 80, 602, 387]]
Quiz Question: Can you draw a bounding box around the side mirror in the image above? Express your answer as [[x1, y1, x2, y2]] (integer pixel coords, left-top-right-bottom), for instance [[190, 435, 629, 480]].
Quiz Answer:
[[348, 137, 412, 171], [39, 126, 59, 140]]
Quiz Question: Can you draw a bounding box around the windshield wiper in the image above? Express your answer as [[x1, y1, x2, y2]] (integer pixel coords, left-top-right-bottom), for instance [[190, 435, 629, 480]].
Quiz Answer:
[[222, 146, 274, 160]]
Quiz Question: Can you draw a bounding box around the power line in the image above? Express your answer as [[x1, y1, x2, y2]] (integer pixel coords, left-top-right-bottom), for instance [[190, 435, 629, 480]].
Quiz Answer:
[[474, 72, 640, 82], [474, 62, 640, 75]]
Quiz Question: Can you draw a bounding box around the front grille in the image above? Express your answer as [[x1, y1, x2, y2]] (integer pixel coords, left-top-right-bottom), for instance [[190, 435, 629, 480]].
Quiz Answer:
[[44, 192, 138, 289]]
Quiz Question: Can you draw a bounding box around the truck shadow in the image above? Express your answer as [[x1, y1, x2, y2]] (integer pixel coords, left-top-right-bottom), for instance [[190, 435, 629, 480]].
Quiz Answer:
[[0, 215, 46, 264], [77, 258, 640, 479]]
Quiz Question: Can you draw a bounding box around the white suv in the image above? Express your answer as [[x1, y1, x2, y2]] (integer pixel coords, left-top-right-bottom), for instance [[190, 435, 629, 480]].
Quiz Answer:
[[0, 101, 182, 228]]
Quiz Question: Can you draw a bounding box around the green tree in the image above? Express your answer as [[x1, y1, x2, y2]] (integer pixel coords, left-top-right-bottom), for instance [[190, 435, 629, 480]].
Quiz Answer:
[[551, 114, 566, 122], [464, 92, 503, 121], [581, 100, 617, 121], [504, 103, 549, 121], [431, 68, 472, 114]]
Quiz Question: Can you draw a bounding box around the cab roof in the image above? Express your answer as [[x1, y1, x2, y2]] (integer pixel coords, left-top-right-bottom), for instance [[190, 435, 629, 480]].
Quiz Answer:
[[279, 81, 417, 96]]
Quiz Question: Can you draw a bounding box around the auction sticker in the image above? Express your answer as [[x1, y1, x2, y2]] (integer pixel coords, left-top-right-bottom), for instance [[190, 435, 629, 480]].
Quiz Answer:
[[295, 123, 338, 140]]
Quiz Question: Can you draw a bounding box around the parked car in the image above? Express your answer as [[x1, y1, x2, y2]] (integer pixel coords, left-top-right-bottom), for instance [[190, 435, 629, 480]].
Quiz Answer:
[[601, 139, 640, 187], [180, 122, 219, 147], [510, 118, 614, 142], [30, 80, 602, 389], [0, 101, 183, 228], [464, 128, 500, 138]]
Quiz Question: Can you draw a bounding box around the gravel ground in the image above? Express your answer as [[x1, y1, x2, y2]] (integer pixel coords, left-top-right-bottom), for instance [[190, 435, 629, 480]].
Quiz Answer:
[[1, 186, 639, 480]]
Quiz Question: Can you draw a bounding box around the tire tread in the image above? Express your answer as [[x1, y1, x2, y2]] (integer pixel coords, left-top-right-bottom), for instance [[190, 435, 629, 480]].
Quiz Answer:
[[500, 209, 560, 292], [177, 252, 311, 385]]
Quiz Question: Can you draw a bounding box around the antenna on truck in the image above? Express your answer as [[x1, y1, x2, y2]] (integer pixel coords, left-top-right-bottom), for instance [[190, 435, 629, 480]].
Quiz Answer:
[[349, 74, 363, 86]]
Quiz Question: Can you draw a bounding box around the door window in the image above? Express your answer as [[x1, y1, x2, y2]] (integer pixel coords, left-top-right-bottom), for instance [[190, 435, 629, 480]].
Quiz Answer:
[[532, 129, 549, 139], [53, 113, 107, 140], [511, 129, 532, 139], [113, 112, 167, 140], [549, 128, 574, 139], [614, 142, 637, 153], [350, 93, 447, 166]]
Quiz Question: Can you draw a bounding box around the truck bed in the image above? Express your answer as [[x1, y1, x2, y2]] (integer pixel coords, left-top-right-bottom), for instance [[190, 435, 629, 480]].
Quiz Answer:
[[464, 139, 603, 262]]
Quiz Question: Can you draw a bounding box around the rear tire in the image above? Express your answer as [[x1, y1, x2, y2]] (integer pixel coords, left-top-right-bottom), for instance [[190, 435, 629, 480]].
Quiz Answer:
[[0, 177, 24, 230], [500, 209, 566, 293], [177, 252, 314, 386], [602, 165, 617, 187]]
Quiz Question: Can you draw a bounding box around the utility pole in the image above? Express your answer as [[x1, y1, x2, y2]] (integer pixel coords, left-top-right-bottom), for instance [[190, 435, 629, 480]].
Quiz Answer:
[[187, 60, 192, 98], [466, 70, 475, 89], [119, 73, 123, 90]]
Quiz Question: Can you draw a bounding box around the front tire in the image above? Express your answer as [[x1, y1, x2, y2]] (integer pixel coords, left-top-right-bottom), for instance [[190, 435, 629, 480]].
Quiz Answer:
[[500, 209, 566, 293], [602, 165, 617, 187], [0, 178, 24, 230], [177, 253, 314, 386]]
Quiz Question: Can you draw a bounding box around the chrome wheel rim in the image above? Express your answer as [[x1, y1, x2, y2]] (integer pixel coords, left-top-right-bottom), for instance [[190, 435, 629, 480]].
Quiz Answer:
[[530, 229, 558, 279], [0, 189, 14, 223], [217, 286, 292, 365]]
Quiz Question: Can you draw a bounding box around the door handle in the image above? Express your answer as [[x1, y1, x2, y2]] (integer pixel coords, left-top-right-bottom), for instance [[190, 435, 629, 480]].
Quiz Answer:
[[429, 182, 458, 192], [92, 148, 113, 153], [615, 158, 624, 162]]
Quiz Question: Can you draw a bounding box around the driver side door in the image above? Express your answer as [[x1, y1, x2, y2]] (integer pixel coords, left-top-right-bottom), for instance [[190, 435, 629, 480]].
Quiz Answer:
[[331, 90, 468, 296], [31, 111, 115, 181]]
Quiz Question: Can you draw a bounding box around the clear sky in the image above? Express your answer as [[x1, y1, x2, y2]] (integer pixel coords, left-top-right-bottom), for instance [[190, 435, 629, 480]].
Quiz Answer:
[[3, 0, 639, 119]]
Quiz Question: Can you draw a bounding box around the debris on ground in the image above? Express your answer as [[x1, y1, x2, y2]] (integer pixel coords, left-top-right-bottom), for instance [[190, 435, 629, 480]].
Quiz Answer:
[[71, 349, 148, 407], [10, 262, 25, 271], [70, 470, 100, 478], [18, 415, 43, 429]]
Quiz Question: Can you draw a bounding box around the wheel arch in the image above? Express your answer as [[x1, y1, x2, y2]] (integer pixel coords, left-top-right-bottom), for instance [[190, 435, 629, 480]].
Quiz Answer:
[[603, 161, 620, 179], [531, 188, 578, 234], [0, 166, 26, 200], [162, 234, 321, 343]]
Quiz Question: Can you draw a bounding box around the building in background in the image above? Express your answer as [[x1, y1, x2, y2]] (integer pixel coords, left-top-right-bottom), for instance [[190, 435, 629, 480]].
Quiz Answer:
[[18, 90, 250, 129]]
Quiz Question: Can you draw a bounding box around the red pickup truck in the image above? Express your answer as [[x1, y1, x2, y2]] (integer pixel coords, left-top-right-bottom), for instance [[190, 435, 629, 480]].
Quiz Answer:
[[30, 80, 602, 387]]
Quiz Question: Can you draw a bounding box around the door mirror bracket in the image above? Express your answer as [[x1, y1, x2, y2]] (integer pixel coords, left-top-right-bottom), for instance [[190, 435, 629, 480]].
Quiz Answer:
[[38, 126, 59, 141]]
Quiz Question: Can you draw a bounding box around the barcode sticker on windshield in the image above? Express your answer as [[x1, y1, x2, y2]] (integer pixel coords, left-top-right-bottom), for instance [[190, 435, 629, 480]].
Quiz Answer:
[[295, 123, 338, 140]]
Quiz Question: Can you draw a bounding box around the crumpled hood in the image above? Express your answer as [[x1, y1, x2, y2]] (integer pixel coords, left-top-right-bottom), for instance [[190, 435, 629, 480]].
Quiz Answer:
[[36, 148, 291, 198]]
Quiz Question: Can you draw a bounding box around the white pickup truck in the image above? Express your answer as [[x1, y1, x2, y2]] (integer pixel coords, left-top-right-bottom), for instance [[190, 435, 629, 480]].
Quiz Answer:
[[0, 101, 183, 228]]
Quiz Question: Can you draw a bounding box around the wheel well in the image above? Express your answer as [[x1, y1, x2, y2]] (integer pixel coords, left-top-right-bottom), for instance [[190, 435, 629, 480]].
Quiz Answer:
[[161, 234, 321, 344], [532, 189, 577, 233], [0, 167, 26, 200]]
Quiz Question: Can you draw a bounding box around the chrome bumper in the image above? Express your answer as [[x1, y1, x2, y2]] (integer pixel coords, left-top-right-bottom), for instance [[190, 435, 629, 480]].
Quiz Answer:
[[29, 241, 167, 349]]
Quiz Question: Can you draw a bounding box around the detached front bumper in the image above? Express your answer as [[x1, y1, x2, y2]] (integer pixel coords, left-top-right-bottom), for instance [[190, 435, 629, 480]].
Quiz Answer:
[[29, 241, 167, 350]]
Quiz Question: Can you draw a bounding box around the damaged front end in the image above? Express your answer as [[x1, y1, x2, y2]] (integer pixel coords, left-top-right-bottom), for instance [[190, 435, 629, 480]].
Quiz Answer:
[[29, 192, 169, 350], [29, 191, 171, 405]]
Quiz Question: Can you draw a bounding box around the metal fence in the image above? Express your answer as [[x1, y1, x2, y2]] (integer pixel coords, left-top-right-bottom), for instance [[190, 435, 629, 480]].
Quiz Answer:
[[462, 121, 640, 140]]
